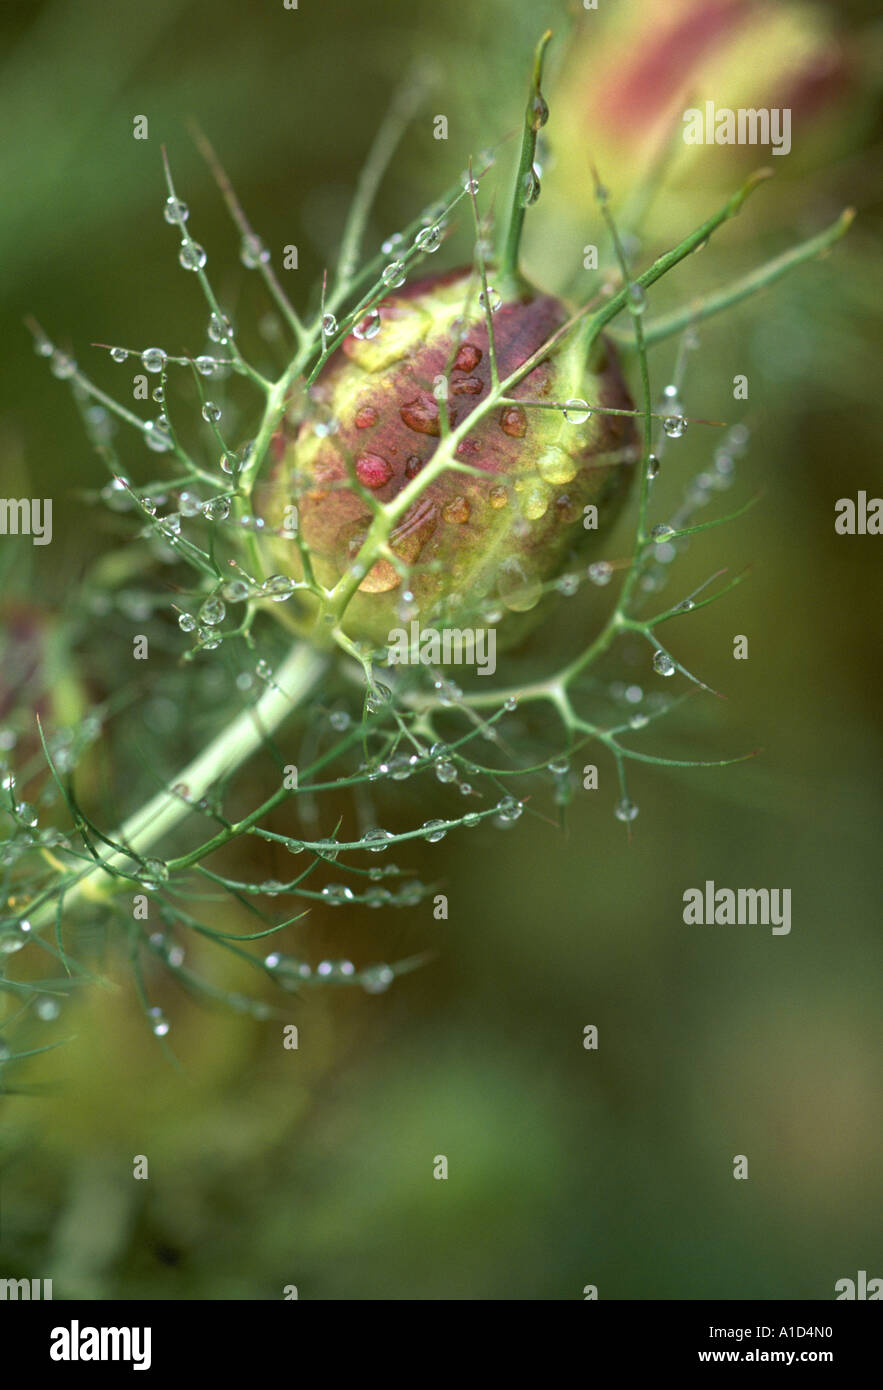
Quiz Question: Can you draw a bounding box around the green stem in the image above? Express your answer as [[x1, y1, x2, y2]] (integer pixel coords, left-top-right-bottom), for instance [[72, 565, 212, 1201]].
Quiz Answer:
[[498, 29, 552, 298], [607, 207, 855, 351], [31, 642, 327, 925]]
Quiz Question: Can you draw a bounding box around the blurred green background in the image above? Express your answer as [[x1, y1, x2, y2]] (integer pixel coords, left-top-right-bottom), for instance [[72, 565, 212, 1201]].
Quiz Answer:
[[1, 0, 881, 1299]]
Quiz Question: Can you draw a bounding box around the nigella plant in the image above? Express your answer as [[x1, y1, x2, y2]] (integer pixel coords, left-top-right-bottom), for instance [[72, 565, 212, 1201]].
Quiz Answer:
[[1, 33, 850, 1079]]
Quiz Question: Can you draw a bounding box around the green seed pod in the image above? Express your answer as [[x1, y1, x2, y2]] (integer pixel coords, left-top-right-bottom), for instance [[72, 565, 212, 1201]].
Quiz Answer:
[[262, 269, 637, 650]]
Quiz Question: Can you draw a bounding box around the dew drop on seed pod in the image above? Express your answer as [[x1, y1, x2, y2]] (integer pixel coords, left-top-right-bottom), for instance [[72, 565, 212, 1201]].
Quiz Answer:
[[148, 1006, 170, 1036], [520, 168, 541, 207], [262, 574, 297, 601], [495, 796, 523, 823], [627, 283, 646, 315], [50, 352, 76, 379], [322, 884, 354, 905], [35, 997, 61, 1021], [650, 523, 676, 542], [365, 683, 392, 713], [321, 312, 338, 336], [364, 828, 394, 852], [362, 963, 394, 994], [647, 453, 660, 480], [663, 415, 687, 439], [614, 798, 639, 823], [145, 419, 172, 453], [435, 759, 457, 784], [195, 355, 217, 376], [459, 782, 473, 796], [240, 234, 270, 268], [353, 309, 381, 340], [178, 612, 197, 632], [503, 696, 518, 712], [110, 346, 128, 363], [164, 196, 189, 225], [381, 232, 404, 255], [151, 387, 164, 405], [202, 401, 222, 423], [478, 286, 502, 313], [462, 174, 480, 194], [179, 241, 207, 271], [652, 650, 676, 677], [382, 260, 406, 288], [563, 398, 591, 424], [141, 347, 167, 373], [422, 819, 447, 843], [548, 757, 569, 776], [208, 312, 233, 344], [414, 224, 442, 253], [202, 496, 231, 521], [198, 597, 225, 626]]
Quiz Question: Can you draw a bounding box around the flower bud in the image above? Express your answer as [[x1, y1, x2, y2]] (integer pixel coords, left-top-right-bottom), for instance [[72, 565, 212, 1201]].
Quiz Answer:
[[262, 269, 637, 649]]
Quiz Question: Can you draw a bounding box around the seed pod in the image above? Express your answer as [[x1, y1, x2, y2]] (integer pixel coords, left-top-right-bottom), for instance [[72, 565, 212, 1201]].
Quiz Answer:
[[262, 269, 637, 649]]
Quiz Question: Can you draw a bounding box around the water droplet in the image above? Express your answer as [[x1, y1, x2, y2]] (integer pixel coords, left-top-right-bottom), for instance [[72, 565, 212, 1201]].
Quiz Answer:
[[141, 347, 167, 373], [179, 241, 207, 271], [520, 168, 541, 207], [629, 712, 649, 729], [495, 796, 523, 823], [141, 857, 170, 885], [454, 343, 482, 372], [0, 921, 31, 955], [321, 312, 338, 336], [442, 495, 470, 524], [462, 174, 480, 194], [178, 612, 197, 632], [164, 196, 189, 225], [208, 312, 233, 344], [488, 485, 508, 510], [497, 557, 542, 612], [35, 997, 61, 1021], [202, 401, 222, 423], [647, 453, 661, 480], [381, 232, 404, 255], [500, 404, 527, 438], [354, 405, 378, 429], [322, 884, 354, 905], [435, 759, 457, 784], [329, 710, 350, 731], [421, 819, 447, 842], [627, 283, 647, 315], [356, 452, 393, 488], [614, 798, 639, 823], [148, 1006, 170, 1036], [109, 346, 128, 363], [563, 398, 591, 424], [152, 387, 165, 405], [663, 415, 687, 439], [652, 650, 676, 677], [202, 496, 231, 521], [537, 445, 577, 485], [556, 573, 580, 596], [587, 560, 613, 586], [255, 659, 273, 681], [362, 963, 394, 994], [240, 234, 270, 268], [478, 286, 502, 313], [650, 523, 676, 542], [198, 596, 226, 627], [382, 260, 406, 288], [352, 309, 381, 341], [400, 395, 439, 436], [364, 828, 394, 853], [145, 419, 173, 453], [262, 574, 296, 601], [50, 351, 76, 380], [529, 92, 549, 130], [503, 696, 518, 712], [194, 355, 218, 377], [366, 682, 392, 714]]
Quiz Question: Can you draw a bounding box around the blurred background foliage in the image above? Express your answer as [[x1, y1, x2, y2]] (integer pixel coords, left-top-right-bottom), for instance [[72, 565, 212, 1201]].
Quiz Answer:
[[1, 0, 881, 1299]]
